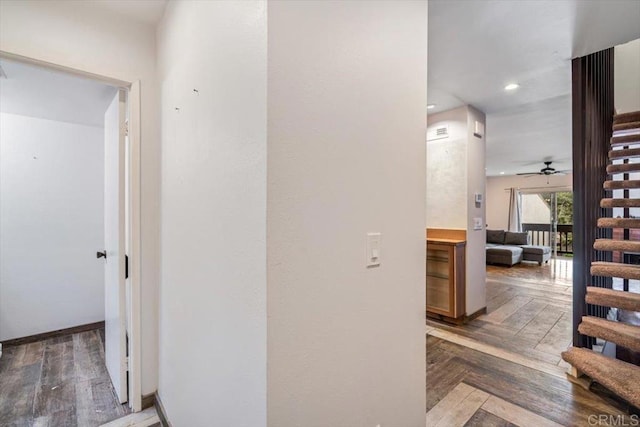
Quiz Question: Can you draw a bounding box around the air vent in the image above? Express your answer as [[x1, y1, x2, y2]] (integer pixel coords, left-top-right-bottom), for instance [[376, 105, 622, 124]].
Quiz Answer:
[[427, 124, 449, 141]]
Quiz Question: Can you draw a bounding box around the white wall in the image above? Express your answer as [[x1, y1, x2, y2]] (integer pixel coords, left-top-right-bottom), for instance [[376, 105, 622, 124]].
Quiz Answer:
[[156, 2, 267, 426], [465, 106, 487, 315], [486, 173, 573, 230], [0, 0, 160, 394], [426, 105, 486, 315], [0, 113, 104, 340], [426, 107, 468, 229], [267, 2, 427, 426], [615, 38, 640, 114]]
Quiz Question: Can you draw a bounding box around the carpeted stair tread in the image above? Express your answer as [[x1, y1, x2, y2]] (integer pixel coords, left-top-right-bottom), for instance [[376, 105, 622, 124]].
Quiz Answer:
[[601, 198, 640, 208], [578, 316, 640, 352], [598, 218, 640, 229], [586, 286, 640, 312], [609, 147, 640, 160], [607, 163, 640, 174], [613, 121, 640, 132], [561, 347, 640, 407], [591, 261, 640, 280], [594, 239, 640, 253], [614, 111, 640, 125], [603, 180, 640, 189], [611, 134, 640, 146]]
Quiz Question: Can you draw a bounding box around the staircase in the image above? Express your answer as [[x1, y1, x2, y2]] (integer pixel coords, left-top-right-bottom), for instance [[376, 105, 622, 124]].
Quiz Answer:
[[562, 110, 640, 408]]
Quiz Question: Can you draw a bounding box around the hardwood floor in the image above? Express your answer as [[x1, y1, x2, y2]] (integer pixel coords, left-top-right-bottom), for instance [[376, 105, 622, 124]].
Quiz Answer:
[[100, 407, 160, 427], [428, 257, 574, 367], [426, 335, 630, 426], [0, 329, 130, 427], [426, 257, 638, 425]]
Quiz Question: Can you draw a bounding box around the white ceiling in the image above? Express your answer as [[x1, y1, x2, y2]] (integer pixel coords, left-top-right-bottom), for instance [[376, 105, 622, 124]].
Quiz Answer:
[[0, 59, 117, 128], [428, 0, 640, 176], [79, 0, 168, 24]]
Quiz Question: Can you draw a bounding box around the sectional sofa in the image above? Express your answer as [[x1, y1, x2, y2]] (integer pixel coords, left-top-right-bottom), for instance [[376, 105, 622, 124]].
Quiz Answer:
[[486, 229, 551, 266]]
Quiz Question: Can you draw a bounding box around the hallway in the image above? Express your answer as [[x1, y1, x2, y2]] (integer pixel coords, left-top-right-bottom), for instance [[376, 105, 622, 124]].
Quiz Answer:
[[425, 257, 637, 424], [427, 257, 573, 367]]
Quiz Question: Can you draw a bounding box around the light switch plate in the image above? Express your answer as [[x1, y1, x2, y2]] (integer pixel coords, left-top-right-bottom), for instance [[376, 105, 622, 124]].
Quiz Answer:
[[366, 232, 381, 267], [473, 217, 483, 230]]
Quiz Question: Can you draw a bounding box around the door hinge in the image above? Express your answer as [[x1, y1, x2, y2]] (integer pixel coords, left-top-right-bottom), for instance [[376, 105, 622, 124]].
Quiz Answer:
[[125, 254, 129, 279], [124, 120, 129, 137], [126, 356, 129, 371]]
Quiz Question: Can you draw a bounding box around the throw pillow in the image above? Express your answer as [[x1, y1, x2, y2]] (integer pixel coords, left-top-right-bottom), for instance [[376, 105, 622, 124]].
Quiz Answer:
[[505, 231, 530, 245], [486, 229, 505, 244]]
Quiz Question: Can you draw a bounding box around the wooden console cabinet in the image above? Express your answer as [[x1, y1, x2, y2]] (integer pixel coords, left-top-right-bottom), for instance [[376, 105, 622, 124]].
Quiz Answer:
[[426, 238, 466, 322]]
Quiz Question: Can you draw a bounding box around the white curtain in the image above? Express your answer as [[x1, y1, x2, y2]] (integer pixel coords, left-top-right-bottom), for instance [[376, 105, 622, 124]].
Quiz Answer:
[[507, 188, 522, 232]]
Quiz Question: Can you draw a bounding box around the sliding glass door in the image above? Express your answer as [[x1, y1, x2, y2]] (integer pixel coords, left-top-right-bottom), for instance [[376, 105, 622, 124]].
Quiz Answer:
[[522, 190, 573, 259]]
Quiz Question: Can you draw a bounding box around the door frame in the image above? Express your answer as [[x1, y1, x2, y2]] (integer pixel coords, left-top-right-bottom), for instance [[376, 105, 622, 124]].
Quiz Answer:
[[0, 50, 143, 412]]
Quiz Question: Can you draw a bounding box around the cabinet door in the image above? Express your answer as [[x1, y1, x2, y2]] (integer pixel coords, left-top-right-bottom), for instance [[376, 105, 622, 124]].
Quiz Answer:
[[426, 244, 453, 315]]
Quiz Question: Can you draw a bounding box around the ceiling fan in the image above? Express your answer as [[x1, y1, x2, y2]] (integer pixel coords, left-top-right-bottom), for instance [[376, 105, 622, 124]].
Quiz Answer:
[[516, 161, 570, 177]]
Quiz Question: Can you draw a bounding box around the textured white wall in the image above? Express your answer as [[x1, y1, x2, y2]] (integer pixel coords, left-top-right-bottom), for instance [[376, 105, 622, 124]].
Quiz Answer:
[[426, 107, 468, 229], [426, 105, 486, 315], [615, 38, 640, 114], [267, 1, 427, 425], [156, 2, 267, 426], [0, 113, 104, 341], [485, 174, 573, 230], [0, 0, 160, 394]]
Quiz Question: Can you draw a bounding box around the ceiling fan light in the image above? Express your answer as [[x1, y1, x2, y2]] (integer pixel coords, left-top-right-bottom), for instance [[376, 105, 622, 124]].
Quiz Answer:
[[518, 160, 565, 176]]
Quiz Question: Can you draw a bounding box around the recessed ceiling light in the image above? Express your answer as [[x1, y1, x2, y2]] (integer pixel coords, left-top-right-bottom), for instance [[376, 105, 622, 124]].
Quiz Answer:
[[504, 83, 519, 91], [500, 171, 505, 175], [427, 104, 436, 110]]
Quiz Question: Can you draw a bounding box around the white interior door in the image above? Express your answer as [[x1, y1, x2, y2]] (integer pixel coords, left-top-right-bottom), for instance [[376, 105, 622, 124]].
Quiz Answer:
[[104, 89, 127, 403]]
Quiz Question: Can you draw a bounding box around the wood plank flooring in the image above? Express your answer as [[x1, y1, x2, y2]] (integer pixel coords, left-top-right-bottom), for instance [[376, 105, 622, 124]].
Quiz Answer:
[[0, 329, 130, 426], [426, 257, 639, 425], [428, 257, 574, 367], [426, 335, 630, 426], [99, 407, 160, 427]]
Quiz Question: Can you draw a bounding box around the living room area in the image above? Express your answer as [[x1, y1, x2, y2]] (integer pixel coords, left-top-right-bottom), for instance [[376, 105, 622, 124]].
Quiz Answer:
[[427, 169, 576, 371], [440, 170, 576, 367], [485, 170, 574, 268], [426, 9, 639, 420]]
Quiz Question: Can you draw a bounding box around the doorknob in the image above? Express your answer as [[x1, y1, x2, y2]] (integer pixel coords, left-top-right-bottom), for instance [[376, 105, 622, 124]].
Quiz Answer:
[[97, 251, 107, 259]]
